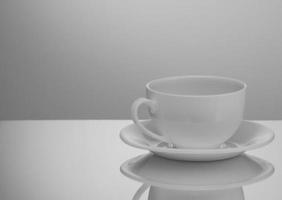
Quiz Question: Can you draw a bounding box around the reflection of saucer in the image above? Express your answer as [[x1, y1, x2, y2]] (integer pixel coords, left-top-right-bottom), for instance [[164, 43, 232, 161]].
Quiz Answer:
[[120, 120, 274, 161], [120, 153, 274, 191]]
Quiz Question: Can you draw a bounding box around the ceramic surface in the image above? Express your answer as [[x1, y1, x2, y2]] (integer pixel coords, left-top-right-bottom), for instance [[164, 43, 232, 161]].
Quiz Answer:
[[120, 153, 274, 191], [120, 120, 274, 161], [131, 76, 246, 148]]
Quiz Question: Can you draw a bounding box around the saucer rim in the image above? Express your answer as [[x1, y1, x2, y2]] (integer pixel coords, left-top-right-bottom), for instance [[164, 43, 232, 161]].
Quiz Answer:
[[120, 120, 275, 154], [120, 153, 274, 191]]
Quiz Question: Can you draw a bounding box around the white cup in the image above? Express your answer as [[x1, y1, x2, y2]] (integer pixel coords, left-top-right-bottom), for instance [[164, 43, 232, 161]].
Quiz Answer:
[[131, 75, 246, 149]]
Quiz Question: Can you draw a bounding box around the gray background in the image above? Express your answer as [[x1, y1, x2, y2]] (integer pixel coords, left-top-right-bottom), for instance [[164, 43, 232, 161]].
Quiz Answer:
[[0, 0, 281, 120]]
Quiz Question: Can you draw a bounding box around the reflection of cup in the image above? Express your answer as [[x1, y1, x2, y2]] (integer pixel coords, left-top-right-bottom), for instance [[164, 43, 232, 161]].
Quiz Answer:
[[132, 184, 245, 200], [131, 76, 246, 148], [148, 187, 244, 200]]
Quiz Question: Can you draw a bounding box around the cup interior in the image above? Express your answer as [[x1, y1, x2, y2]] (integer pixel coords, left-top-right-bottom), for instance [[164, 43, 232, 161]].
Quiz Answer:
[[147, 76, 246, 96]]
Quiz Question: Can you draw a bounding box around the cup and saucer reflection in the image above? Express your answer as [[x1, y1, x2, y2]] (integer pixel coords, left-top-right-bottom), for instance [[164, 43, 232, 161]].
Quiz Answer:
[[120, 153, 274, 200]]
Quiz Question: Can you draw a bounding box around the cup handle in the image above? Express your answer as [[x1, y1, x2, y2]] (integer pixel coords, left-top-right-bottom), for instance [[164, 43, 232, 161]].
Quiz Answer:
[[131, 98, 171, 145], [132, 184, 150, 200]]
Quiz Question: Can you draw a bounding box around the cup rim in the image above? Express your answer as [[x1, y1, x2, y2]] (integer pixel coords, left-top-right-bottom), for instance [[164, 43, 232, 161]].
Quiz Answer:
[[146, 75, 247, 97]]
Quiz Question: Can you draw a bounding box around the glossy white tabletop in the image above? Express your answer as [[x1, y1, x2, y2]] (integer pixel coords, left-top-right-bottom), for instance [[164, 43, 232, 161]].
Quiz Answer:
[[0, 120, 280, 200]]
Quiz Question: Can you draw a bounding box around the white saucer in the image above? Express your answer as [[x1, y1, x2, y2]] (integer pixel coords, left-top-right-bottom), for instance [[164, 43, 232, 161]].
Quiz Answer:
[[120, 153, 274, 191], [120, 120, 274, 161]]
